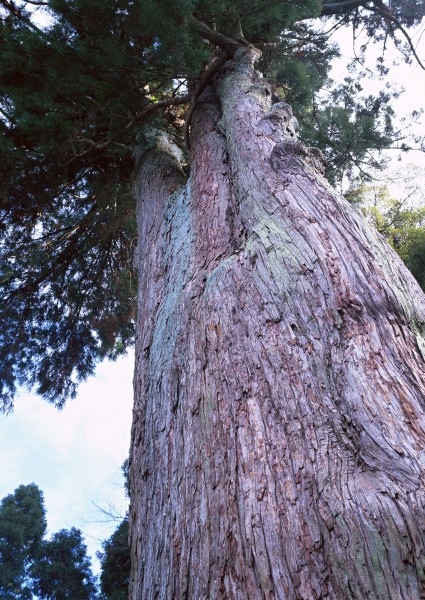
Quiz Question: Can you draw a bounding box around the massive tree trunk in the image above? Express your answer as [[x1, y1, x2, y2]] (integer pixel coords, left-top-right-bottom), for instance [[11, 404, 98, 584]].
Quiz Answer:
[[129, 48, 425, 599]]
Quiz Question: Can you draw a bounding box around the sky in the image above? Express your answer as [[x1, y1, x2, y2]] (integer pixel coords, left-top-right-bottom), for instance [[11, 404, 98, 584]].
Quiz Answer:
[[0, 352, 134, 574], [1, 8, 425, 583]]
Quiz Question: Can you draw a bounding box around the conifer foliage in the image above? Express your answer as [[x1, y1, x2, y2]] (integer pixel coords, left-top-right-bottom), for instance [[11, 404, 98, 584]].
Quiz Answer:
[[98, 518, 130, 600], [0, 484, 97, 599], [32, 528, 97, 600], [349, 166, 425, 289], [0, 0, 423, 409], [0, 483, 46, 598]]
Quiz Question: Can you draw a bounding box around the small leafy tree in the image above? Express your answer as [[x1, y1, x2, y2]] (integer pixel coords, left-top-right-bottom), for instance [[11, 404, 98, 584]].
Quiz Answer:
[[347, 165, 425, 289]]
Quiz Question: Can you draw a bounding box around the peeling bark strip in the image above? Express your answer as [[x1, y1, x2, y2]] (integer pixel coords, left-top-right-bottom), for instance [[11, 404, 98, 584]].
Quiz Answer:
[[129, 49, 425, 599]]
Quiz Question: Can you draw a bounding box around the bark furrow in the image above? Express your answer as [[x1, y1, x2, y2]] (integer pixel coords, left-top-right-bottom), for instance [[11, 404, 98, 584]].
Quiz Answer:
[[129, 49, 425, 599]]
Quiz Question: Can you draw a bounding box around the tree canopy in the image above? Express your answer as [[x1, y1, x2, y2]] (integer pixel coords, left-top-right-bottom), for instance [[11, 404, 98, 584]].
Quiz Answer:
[[1, 0, 424, 409], [31, 528, 98, 600]]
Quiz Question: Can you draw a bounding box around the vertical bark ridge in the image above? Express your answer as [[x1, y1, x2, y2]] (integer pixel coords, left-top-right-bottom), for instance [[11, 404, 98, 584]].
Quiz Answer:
[[130, 49, 425, 599], [208, 47, 425, 598], [189, 86, 238, 273], [130, 138, 191, 599]]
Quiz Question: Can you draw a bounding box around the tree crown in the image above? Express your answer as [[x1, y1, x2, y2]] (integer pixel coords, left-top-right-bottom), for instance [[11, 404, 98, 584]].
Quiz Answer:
[[1, 0, 424, 408]]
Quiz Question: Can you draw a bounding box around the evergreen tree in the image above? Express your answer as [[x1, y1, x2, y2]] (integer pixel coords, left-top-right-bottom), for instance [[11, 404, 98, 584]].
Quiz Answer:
[[98, 518, 130, 600], [348, 166, 425, 289], [0, 485, 97, 599], [0, 483, 46, 599], [0, 0, 421, 409], [98, 459, 130, 599], [31, 528, 97, 600]]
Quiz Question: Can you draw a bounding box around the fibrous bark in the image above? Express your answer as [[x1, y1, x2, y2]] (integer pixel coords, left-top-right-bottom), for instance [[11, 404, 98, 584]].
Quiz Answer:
[[129, 48, 425, 599]]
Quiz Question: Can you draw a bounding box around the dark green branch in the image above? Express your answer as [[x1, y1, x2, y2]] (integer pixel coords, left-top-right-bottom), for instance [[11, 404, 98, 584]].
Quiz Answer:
[[189, 15, 243, 53]]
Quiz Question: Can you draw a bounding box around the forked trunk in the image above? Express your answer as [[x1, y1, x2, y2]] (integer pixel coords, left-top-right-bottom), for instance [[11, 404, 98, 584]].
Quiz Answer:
[[129, 49, 425, 599]]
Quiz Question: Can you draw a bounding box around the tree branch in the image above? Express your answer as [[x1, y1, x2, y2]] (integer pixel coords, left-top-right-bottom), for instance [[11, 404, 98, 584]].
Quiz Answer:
[[189, 15, 243, 53], [370, 0, 425, 70], [65, 96, 189, 166], [184, 52, 230, 148]]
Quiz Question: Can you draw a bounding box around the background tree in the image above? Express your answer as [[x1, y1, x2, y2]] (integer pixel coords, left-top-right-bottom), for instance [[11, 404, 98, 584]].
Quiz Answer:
[[31, 527, 97, 600], [96, 458, 131, 599], [0, 483, 46, 599], [0, 485, 97, 599], [98, 518, 130, 600], [348, 165, 425, 288]]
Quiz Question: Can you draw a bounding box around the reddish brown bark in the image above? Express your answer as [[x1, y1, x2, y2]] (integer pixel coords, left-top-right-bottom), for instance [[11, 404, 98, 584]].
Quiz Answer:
[[129, 49, 425, 599]]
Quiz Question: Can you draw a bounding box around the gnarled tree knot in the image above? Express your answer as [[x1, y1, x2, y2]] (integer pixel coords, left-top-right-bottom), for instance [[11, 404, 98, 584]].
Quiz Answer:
[[270, 140, 327, 176]]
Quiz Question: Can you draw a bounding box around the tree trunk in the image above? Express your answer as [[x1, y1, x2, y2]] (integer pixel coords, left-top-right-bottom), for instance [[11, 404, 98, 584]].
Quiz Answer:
[[129, 48, 425, 599]]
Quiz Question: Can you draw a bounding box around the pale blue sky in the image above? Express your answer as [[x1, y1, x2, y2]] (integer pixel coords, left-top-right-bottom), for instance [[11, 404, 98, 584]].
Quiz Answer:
[[0, 352, 134, 574]]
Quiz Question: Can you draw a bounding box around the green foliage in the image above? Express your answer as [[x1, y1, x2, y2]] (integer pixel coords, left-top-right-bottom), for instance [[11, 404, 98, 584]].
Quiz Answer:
[[348, 166, 425, 290], [397, 228, 425, 290], [261, 23, 339, 111], [121, 458, 130, 499], [0, 0, 423, 407], [0, 484, 46, 599], [0, 188, 136, 408], [97, 460, 130, 598], [0, 0, 146, 409], [0, 484, 98, 599], [199, 0, 322, 40], [300, 76, 401, 186], [32, 528, 97, 599], [98, 518, 130, 600]]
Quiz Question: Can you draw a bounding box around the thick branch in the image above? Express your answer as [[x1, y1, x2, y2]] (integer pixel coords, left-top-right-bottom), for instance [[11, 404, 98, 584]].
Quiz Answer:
[[189, 15, 243, 53], [184, 16, 251, 149], [321, 0, 364, 15]]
